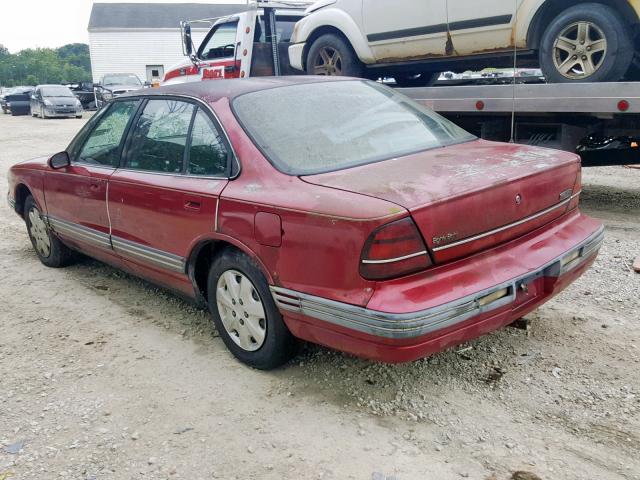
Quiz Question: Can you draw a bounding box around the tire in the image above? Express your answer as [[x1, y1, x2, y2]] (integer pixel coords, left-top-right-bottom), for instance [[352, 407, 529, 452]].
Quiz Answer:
[[306, 33, 363, 77], [24, 196, 76, 268], [394, 72, 439, 87], [207, 248, 297, 370], [539, 3, 634, 83]]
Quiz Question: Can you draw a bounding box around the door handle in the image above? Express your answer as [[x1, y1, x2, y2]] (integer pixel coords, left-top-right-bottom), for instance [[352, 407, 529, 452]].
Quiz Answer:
[[184, 200, 201, 211]]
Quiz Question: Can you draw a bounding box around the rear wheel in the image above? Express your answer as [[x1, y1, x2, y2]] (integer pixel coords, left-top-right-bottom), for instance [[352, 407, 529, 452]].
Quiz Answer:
[[539, 3, 633, 83], [24, 195, 76, 268], [306, 33, 363, 77], [207, 248, 297, 370], [394, 72, 439, 87]]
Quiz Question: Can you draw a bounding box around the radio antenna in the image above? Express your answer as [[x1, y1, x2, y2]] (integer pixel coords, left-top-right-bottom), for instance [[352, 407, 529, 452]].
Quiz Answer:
[[510, 0, 518, 143]]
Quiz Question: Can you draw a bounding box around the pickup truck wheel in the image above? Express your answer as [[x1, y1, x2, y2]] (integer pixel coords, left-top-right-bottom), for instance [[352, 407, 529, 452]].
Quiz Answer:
[[24, 196, 76, 268], [539, 3, 633, 83], [207, 249, 297, 370], [394, 72, 439, 87], [306, 33, 363, 77]]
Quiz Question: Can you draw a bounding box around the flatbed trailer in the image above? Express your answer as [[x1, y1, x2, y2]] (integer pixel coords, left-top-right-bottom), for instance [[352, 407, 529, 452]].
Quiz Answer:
[[400, 82, 640, 166], [168, 1, 639, 166]]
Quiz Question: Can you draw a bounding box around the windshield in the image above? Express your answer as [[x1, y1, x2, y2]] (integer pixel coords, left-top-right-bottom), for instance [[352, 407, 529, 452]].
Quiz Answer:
[[41, 86, 75, 97], [102, 74, 142, 86], [232, 80, 476, 175]]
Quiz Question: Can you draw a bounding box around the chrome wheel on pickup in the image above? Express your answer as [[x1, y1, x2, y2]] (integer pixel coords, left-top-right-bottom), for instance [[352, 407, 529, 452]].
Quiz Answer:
[[553, 21, 607, 80], [540, 3, 633, 83]]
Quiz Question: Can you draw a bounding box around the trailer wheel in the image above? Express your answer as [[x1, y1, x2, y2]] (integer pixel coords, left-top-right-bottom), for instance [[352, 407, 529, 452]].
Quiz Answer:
[[539, 3, 633, 83], [394, 72, 439, 87], [306, 33, 363, 77]]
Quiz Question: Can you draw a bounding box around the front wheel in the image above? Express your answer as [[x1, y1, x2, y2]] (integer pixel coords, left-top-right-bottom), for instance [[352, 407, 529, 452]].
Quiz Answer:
[[207, 249, 297, 370], [539, 3, 634, 83], [306, 33, 363, 77], [24, 196, 76, 268]]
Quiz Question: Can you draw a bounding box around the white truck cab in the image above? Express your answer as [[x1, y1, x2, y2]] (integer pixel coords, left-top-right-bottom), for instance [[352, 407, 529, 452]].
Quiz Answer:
[[163, 1, 313, 85]]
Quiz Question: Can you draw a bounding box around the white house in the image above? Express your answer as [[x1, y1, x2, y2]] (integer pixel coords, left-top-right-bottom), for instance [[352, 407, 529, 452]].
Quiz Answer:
[[88, 2, 247, 83]]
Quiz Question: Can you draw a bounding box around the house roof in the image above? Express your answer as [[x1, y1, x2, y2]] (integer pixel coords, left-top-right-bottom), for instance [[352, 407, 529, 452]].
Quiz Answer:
[[88, 2, 247, 30]]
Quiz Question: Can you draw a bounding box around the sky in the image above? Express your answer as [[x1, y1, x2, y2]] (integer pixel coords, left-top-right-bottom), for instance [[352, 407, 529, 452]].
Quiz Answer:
[[0, 0, 246, 53]]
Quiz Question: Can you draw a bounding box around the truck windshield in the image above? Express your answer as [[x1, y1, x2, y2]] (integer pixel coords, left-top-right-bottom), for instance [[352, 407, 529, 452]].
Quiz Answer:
[[232, 80, 476, 175]]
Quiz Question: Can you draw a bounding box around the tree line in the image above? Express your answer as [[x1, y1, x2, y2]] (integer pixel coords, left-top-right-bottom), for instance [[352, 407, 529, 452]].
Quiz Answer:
[[0, 43, 92, 87]]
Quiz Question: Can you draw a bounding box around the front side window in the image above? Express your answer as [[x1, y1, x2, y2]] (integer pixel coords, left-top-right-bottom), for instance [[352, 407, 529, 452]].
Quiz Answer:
[[187, 108, 228, 176], [199, 21, 238, 60], [126, 99, 195, 173], [77, 100, 139, 167], [233, 80, 476, 175]]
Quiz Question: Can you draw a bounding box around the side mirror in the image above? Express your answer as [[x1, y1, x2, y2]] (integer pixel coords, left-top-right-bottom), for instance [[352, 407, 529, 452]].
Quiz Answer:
[[182, 22, 193, 57], [49, 151, 70, 169]]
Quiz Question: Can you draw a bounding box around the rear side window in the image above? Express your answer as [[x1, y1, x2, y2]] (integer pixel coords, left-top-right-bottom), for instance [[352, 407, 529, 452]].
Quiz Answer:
[[187, 108, 228, 176], [126, 99, 195, 173], [254, 16, 302, 43], [77, 100, 139, 167]]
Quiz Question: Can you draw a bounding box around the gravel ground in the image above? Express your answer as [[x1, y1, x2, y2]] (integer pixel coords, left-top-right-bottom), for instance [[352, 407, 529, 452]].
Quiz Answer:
[[1, 113, 639, 480]]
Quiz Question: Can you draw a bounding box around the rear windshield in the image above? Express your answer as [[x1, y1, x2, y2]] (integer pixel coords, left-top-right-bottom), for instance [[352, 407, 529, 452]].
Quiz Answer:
[[103, 74, 141, 86], [232, 80, 475, 175], [41, 86, 75, 97]]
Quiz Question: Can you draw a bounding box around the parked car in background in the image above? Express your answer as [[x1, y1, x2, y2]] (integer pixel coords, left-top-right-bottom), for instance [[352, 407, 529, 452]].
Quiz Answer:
[[30, 85, 83, 119], [1, 86, 34, 114], [4, 88, 35, 116], [289, 0, 640, 85], [8, 77, 603, 369], [65, 82, 98, 110], [95, 73, 145, 108]]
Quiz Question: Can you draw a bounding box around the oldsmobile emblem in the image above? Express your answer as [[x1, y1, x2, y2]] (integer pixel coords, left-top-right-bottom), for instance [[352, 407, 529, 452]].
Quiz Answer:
[[515, 194, 522, 205], [433, 232, 458, 246]]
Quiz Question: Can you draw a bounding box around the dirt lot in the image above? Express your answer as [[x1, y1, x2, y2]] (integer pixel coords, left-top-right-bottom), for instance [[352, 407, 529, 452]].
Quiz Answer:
[[1, 112, 639, 480]]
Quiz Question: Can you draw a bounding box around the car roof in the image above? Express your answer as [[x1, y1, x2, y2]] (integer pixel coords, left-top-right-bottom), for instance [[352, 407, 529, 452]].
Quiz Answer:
[[119, 76, 354, 103]]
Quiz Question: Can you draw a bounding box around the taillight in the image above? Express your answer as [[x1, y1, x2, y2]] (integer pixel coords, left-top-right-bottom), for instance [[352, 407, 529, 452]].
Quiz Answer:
[[360, 217, 432, 280]]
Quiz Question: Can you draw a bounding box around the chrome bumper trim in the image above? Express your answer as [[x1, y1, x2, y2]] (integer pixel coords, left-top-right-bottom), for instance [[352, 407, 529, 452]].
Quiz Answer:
[[433, 191, 581, 252], [271, 227, 604, 339]]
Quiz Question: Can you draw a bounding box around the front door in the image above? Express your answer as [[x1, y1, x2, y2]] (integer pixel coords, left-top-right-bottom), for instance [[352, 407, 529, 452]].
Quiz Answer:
[[363, 0, 448, 61], [43, 99, 140, 257], [197, 20, 241, 80], [446, 0, 523, 55], [107, 97, 231, 291]]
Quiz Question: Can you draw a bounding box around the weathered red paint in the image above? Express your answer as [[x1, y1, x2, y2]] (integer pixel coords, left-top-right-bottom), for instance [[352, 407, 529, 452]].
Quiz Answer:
[[7, 78, 603, 364]]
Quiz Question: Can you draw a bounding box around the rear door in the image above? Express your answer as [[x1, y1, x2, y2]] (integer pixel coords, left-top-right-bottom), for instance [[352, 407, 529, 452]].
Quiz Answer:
[[107, 97, 232, 284], [44, 100, 140, 256], [363, 0, 448, 60], [447, 0, 522, 55]]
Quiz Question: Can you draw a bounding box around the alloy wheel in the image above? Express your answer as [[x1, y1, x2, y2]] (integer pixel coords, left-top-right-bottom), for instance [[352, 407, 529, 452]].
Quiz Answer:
[[313, 46, 343, 75], [553, 21, 607, 80], [216, 269, 267, 352], [28, 207, 51, 258]]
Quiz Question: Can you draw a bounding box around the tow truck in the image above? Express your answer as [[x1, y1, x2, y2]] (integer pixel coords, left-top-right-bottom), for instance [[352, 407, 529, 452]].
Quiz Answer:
[[165, 1, 640, 166]]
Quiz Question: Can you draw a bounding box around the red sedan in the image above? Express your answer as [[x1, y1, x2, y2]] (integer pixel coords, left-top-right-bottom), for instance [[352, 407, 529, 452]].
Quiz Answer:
[[7, 77, 604, 369]]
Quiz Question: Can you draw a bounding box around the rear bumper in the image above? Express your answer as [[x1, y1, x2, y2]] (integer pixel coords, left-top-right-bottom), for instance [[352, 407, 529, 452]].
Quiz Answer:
[[272, 211, 603, 362]]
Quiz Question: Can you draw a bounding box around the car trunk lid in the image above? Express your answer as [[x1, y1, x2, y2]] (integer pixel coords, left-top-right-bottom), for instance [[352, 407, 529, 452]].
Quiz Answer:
[[302, 140, 581, 263]]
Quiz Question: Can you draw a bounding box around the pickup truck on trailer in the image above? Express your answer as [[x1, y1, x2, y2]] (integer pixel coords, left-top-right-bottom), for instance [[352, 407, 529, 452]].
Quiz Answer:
[[164, 1, 639, 165]]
